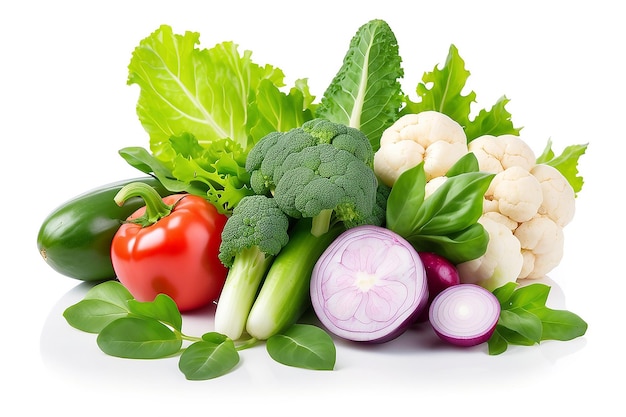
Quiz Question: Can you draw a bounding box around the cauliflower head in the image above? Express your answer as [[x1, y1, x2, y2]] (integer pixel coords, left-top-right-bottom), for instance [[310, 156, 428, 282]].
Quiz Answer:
[[373, 111, 468, 187], [457, 216, 523, 291], [514, 216, 564, 279], [469, 134, 536, 173], [483, 166, 543, 223], [531, 163, 575, 227]]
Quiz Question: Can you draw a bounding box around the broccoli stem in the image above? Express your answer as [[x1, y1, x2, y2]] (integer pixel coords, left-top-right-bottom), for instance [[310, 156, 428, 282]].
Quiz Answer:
[[214, 246, 275, 340], [311, 209, 333, 237]]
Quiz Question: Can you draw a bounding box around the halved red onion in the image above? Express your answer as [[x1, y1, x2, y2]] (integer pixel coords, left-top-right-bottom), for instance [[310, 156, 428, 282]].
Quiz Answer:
[[310, 225, 429, 343], [428, 284, 500, 347]]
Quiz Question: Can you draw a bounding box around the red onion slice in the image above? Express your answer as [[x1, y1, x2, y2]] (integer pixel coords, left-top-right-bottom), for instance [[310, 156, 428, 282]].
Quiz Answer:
[[310, 225, 429, 343], [428, 284, 500, 347]]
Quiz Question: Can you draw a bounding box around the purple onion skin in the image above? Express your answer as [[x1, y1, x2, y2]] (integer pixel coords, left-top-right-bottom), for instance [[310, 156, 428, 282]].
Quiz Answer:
[[310, 225, 429, 344], [415, 252, 461, 322]]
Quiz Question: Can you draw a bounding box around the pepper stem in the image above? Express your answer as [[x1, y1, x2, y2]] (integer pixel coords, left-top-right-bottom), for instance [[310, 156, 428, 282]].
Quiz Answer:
[[114, 182, 175, 227]]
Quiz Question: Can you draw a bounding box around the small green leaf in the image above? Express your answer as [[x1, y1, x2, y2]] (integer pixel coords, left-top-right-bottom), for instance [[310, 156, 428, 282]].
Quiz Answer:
[[266, 324, 336, 371], [63, 281, 133, 333], [97, 317, 182, 359], [385, 163, 426, 235], [492, 282, 518, 307], [446, 152, 480, 176], [85, 281, 133, 305], [465, 95, 521, 142], [533, 307, 588, 341], [179, 337, 239, 380], [200, 332, 229, 344], [403, 44, 476, 127], [508, 283, 550, 310], [498, 309, 543, 343], [495, 325, 538, 346], [487, 330, 509, 355], [128, 293, 183, 332], [63, 299, 130, 333], [536, 139, 588, 195], [415, 171, 494, 236], [407, 223, 488, 264]]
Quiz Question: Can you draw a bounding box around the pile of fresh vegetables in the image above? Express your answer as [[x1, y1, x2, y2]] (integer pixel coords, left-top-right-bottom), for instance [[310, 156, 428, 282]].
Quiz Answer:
[[37, 19, 588, 380]]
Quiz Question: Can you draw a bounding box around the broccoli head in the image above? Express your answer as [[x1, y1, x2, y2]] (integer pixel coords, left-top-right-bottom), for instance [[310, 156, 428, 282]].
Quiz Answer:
[[246, 118, 374, 196], [271, 143, 378, 236], [218, 194, 290, 268]]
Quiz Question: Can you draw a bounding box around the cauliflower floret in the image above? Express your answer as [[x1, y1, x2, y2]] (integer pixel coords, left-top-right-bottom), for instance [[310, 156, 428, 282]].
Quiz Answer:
[[530, 164, 575, 227], [424, 176, 448, 199], [514, 216, 564, 279], [469, 134, 537, 173], [483, 166, 543, 223], [457, 216, 523, 291], [374, 111, 468, 187], [481, 211, 518, 231]]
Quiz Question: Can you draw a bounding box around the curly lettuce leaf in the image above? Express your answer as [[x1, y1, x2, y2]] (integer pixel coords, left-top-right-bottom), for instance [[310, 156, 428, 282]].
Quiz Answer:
[[125, 25, 315, 212], [402, 44, 520, 141], [536, 139, 588, 195], [128, 24, 314, 153], [316, 19, 404, 151], [119, 133, 254, 214]]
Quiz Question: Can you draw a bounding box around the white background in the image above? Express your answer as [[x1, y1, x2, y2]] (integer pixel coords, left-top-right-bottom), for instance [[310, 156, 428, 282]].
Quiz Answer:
[[2, 0, 623, 415]]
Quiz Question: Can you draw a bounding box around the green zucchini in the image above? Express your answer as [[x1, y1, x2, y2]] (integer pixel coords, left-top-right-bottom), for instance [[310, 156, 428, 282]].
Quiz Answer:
[[37, 177, 175, 282]]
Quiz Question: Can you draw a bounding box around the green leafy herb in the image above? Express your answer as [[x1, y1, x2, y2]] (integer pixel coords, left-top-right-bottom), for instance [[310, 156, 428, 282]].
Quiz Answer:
[[402, 44, 521, 141], [63, 281, 337, 380], [97, 316, 183, 359], [179, 333, 240, 380], [316, 19, 404, 151], [536, 139, 588, 195], [266, 324, 336, 371], [488, 282, 588, 355], [63, 280, 134, 333], [386, 155, 494, 263]]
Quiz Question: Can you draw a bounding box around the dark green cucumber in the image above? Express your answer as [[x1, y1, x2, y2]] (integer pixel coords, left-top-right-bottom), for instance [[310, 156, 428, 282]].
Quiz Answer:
[[37, 177, 175, 282]]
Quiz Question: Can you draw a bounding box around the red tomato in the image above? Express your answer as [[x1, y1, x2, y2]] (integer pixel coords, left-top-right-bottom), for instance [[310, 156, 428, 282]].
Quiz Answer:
[[111, 193, 228, 312]]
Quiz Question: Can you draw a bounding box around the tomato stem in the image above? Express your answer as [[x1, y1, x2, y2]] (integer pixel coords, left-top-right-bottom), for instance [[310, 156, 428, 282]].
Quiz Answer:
[[114, 181, 176, 227]]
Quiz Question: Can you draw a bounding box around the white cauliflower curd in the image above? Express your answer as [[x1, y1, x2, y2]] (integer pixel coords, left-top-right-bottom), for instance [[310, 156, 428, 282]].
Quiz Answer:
[[457, 216, 523, 291], [483, 166, 543, 223], [515, 216, 564, 279], [374, 111, 468, 187], [469, 134, 536, 173]]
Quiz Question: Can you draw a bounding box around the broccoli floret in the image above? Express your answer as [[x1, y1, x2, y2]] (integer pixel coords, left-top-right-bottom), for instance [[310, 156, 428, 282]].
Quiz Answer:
[[214, 194, 291, 340], [273, 144, 378, 236], [246, 118, 374, 197], [218, 195, 290, 267]]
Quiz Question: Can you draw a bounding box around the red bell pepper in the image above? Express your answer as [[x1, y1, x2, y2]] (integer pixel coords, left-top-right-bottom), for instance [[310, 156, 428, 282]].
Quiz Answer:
[[110, 182, 228, 312]]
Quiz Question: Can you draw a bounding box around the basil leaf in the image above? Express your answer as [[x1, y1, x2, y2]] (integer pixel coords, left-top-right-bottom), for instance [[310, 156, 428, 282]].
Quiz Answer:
[[63, 281, 133, 333], [487, 330, 509, 355], [266, 324, 336, 371], [385, 163, 426, 236], [406, 223, 488, 264], [415, 171, 494, 236], [97, 317, 182, 359], [178, 336, 239, 380], [128, 294, 183, 332], [498, 309, 543, 343], [446, 152, 480, 176], [508, 283, 550, 310], [492, 282, 518, 308], [532, 307, 588, 341]]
